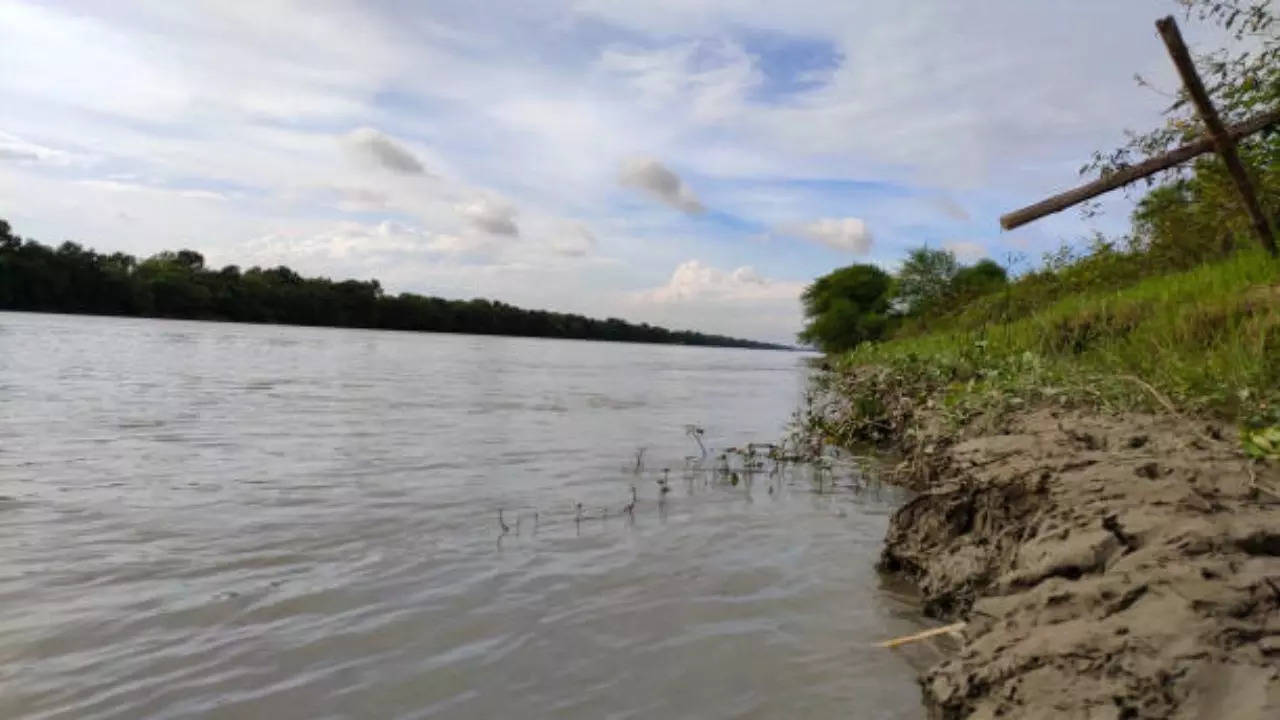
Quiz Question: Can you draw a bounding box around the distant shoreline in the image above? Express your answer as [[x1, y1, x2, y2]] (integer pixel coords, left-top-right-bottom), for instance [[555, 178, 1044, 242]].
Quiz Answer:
[[0, 220, 792, 351], [0, 308, 800, 351]]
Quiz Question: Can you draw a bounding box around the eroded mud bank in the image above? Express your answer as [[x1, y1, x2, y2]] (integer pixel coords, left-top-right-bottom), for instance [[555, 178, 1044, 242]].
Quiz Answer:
[[877, 408, 1279, 719]]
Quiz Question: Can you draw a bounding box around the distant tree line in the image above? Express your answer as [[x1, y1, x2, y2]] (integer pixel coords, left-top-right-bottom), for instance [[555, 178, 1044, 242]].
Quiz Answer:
[[0, 219, 787, 349]]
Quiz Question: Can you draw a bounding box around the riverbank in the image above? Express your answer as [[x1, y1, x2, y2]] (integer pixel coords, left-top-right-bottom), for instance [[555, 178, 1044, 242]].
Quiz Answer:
[[796, 249, 1280, 716], [877, 404, 1279, 718]]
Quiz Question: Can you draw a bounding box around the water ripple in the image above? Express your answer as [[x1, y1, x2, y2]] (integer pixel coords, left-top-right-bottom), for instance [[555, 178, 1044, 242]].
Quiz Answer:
[[0, 312, 927, 719]]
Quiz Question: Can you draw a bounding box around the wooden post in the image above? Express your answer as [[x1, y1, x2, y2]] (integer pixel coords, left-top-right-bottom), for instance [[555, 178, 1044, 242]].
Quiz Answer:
[[1000, 108, 1280, 230], [1156, 16, 1277, 257]]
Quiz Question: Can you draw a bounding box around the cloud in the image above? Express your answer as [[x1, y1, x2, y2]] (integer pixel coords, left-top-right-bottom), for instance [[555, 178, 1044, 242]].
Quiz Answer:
[[619, 158, 705, 214], [945, 241, 988, 263], [0, 132, 78, 166], [328, 186, 392, 212], [73, 178, 227, 201], [549, 223, 596, 256], [637, 259, 804, 303], [243, 222, 430, 264], [343, 127, 426, 175], [785, 217, 873, 254], [177, 190, 226, 201], [596, 39, 759, 123], [931, 196, 971, 221], [424, 233, 486, 255], [628, 259, 807, 342], [235, 221, 508, 272], [458, 198, 519, 236]]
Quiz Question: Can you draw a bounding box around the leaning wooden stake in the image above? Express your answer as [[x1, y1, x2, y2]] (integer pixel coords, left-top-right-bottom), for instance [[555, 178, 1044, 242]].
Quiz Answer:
[[1155, 16, 1277, 257], [1001, 16, 1280, 256], [874, 621, 966, 649], [999, 108, 1280, 231]]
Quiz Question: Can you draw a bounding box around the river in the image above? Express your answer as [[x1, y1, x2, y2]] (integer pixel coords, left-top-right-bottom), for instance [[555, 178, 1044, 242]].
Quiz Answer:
[[0, 311, 925, 719]]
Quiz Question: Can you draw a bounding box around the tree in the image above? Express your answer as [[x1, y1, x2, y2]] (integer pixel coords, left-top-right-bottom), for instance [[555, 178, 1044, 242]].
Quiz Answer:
[[175, 249, 205, 270], [950, 259, 1008, 300], [895, 246, 958, 317], [0, 219, 15, 249], [798, 264, 893, 352]]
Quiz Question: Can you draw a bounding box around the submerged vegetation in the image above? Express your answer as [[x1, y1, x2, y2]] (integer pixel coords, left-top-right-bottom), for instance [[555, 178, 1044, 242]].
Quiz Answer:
[[798, 0, 1280, 458], [490, 422, 882, 547], [0, 219, 786, 350]]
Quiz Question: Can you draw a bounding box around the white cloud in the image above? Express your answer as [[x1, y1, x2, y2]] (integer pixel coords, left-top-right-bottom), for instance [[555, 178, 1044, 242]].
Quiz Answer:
[[785, 217, 873, 254], [458, 198, 519, 236], [324, 186, 392, 212], [945, 241, 988, 263], [343, 128, 427, 175], [234, 220, 510, 273], [619, 158, 704, 214], [425, 233, 486, 256], [637, 259, 804, 303], [242, 222, 430, 265], [597, 39, 759, 123], [625, 259, 806, 342], [548, 223, 597, 257], [177, 190, 227, 201], [73, 178, 226, 201], [0, 1, 394, 124], [0, 132, 79, 166]]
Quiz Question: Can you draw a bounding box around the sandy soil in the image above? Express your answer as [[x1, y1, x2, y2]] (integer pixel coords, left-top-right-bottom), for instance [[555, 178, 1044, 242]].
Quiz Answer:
[[878, 408, 1280, 719]]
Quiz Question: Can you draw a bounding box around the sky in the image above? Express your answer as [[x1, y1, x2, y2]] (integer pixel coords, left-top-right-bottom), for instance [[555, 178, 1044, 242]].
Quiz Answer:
[[0, 0, 1240, 343]]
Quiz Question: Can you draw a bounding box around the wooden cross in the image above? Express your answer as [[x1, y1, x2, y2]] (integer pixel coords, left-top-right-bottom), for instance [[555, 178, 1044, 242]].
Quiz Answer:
[[1001, 16, 1278, 257]]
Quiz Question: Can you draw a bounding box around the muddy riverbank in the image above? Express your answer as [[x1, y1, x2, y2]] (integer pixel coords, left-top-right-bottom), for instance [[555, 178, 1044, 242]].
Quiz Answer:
[[875, 407, 1280, 718]]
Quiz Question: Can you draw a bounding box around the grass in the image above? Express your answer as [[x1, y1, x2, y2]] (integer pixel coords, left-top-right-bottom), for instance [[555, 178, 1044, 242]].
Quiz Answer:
[[809, 249, 1280, 453]]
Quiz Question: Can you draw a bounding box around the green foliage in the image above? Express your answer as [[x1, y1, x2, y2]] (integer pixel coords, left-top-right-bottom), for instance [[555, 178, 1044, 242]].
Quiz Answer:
[[844, 250, 1280, 426], [894, 246, 959, 317], [798, 264, 893, 352], [0, 219, 785, 349], [1241, 404, 1280, 460], [1134, 130, 1280, 259], [1242, 425, 1280, 460], [950, 259, 1008, 302]]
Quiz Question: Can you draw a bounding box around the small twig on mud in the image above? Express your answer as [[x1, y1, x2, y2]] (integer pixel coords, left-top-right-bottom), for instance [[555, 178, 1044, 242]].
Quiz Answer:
[[874, 622, 966, 648]]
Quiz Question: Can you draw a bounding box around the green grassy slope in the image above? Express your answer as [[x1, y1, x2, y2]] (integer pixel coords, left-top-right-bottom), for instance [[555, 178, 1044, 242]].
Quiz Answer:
[[831, 249, 1280, 434]]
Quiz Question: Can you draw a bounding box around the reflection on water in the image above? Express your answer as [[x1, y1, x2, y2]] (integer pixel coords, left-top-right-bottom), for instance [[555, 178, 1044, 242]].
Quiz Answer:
[[0, 312, 927, 719]]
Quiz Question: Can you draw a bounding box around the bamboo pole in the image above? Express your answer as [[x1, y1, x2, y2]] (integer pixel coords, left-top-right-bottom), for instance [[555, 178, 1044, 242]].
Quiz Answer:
[[874, 622, 966, 649], [1156, 16, 1277, 256], [999, 107, 1280, 231]]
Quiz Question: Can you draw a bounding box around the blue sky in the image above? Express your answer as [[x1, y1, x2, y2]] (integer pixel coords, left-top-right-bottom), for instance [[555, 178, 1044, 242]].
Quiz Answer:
[[0, 0, 1236, 342]]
